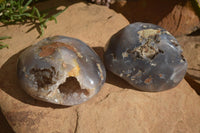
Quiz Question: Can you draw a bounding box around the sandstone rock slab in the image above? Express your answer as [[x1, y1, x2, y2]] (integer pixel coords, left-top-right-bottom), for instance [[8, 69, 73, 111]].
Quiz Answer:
[[0, 1, 200, 133], [110, 0, 200, 36], [177, 35, 200, 85]]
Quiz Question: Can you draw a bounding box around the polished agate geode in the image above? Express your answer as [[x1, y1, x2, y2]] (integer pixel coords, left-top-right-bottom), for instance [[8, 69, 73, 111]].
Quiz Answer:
[[17, 36, 106, 105], [104, 22, 187, 92]]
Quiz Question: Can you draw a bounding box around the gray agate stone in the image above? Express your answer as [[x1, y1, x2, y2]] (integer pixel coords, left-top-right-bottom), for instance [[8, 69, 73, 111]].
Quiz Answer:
[[17, 36, 106, 106], [104, 22, 187, 92]]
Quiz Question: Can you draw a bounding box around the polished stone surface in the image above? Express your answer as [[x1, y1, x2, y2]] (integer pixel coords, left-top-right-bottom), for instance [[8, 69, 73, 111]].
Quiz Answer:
[[104, 22, 187, 91], [17, 36, 106, 105]]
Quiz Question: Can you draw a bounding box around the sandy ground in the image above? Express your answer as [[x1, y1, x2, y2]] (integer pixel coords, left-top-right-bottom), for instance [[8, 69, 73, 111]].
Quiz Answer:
[[0, 0, 200, 133]]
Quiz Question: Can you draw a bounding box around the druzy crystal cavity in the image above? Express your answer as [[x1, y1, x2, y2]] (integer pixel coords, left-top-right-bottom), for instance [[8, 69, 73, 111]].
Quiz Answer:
[[17, 36, 106, 105], [104, 22, 187, 92]]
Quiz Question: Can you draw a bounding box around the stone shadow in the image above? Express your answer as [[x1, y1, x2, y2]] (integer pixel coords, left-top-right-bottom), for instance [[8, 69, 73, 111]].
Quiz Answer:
[[185, 73, 200, 95], [0, 109, 14, 133]]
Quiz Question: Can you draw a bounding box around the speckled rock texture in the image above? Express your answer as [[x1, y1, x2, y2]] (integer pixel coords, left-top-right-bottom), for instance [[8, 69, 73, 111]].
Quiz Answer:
[[104, 22, 187, 92], [17, 36, 106, 106], [0, 1, 200, 133]]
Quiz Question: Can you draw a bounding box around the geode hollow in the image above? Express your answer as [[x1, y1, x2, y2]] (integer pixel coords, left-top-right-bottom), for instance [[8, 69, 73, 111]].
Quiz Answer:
[[17, 36, 106, 105], [104, 22, 187, 92]]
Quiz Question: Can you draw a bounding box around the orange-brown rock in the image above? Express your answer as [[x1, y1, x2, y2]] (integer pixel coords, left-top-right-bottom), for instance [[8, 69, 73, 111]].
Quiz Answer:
[[177, 35, 200, 85], [158, 1, 200, 36], [110, 0, 200, 36]]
